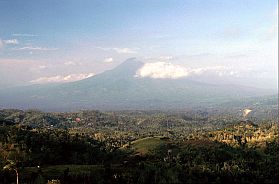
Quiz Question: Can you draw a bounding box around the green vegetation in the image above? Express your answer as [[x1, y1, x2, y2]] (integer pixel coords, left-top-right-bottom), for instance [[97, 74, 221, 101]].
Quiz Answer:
[[0, 108, 278, 183], [130, 137, 169, 155]]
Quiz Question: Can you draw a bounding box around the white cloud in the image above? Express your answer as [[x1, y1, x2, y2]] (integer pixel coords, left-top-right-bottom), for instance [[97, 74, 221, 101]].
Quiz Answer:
[[158, 56, 174, 61], [103, 57, 114, 63], [113, 47, 138, 54], [14, 46, 58, 51], [0, 38, 19, 49], [12, 33, 38, 37], [144, 56, 176, 62], [95, 46, 111, 51], [95, 46, 138, 54], [215, 70, 239, 77], [3, 39, 18, 45], [135, 62, 192, 79], [135, 62, 237, 79], [30, 73, 95, 84]]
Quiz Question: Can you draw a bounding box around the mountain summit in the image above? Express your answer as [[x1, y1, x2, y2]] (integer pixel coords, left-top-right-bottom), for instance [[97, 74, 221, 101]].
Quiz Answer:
[[113, 58, 144, 74], [0, 59, 275, 111]]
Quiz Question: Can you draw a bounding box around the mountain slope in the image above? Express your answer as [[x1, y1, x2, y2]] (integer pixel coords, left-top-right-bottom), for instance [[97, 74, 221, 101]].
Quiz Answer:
[[0, 58, 276, 111]]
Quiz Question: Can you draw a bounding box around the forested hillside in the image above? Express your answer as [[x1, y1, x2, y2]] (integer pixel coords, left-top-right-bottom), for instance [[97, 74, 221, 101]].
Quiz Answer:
[[0, 108, 278, 183]]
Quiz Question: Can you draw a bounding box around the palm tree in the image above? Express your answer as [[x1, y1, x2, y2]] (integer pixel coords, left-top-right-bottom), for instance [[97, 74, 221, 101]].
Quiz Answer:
[[3, 159, 19, 184]]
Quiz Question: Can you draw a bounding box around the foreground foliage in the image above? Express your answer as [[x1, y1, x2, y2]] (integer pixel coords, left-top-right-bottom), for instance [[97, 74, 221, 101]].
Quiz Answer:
[[0, 109, 278, 183]]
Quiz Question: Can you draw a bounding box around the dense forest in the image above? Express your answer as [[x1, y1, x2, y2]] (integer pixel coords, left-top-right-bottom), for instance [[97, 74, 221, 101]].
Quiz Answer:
[[0, 108, 278, 184]]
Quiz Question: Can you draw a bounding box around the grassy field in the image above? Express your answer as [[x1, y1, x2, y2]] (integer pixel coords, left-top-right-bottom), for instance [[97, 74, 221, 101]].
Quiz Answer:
[[130, 136, 169, 155]]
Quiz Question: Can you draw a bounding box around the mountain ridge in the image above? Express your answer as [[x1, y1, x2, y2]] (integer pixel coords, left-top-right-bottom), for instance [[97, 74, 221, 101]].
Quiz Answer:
[[0, 58, 276, 111]]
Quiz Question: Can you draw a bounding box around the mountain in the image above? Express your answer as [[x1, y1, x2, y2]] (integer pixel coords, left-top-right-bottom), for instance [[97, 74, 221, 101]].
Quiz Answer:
[[0, 58, 276, 111]]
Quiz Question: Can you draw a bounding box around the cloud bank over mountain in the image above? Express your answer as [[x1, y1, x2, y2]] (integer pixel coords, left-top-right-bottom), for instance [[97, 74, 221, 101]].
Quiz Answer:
[[135, 62, 238, 79], [30, 73, 95, 84], [0, 58, 275, 111]]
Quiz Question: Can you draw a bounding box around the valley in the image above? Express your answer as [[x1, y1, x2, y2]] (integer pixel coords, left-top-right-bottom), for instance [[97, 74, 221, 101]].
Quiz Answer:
[[0, 105, 278, 183]]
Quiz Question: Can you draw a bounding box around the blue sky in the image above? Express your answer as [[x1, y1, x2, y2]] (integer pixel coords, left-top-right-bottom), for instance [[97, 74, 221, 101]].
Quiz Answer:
[[0, 0, 277, 88]]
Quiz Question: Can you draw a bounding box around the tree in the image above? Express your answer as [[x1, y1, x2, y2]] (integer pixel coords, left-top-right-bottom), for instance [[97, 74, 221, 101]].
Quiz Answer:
[[3, 159, 19, 184]]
